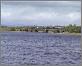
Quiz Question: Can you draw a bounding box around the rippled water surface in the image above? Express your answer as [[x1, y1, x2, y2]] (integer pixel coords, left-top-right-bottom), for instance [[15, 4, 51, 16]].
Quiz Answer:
[[0, 32, 81, 65]]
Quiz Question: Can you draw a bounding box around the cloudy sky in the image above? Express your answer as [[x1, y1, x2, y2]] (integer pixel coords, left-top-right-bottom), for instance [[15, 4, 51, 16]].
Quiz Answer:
[[1, 1, 81, 26]]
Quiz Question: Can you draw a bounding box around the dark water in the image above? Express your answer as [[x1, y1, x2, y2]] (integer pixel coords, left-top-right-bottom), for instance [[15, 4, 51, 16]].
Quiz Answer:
[[0, 32, 81, 65]]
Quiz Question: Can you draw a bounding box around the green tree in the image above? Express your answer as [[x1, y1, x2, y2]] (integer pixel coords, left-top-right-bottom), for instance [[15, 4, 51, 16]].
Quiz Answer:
[[10, 27, 16, 31]]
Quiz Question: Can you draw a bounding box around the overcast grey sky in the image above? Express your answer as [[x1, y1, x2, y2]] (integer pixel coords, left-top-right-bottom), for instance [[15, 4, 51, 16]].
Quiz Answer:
[[1, 1, 81, 26]]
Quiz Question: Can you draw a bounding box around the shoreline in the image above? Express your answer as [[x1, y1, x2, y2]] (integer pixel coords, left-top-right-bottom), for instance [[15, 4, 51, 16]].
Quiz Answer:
[[50, 33, 81, 36], [0, 31, 81, 36]]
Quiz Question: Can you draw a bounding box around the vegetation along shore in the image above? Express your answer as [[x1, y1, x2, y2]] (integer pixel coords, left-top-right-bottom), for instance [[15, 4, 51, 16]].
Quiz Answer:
[[0, 24, 81, 35]]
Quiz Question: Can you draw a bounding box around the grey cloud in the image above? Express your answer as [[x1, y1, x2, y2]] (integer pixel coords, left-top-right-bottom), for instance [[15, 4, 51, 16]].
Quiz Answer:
[[1, 1, 80, 14], [1, 1, 81, 26], [1, 1, 80, 7]]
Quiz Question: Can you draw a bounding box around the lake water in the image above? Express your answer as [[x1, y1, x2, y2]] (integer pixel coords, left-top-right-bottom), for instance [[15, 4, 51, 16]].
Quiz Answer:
[[0, 32, 81, 65]]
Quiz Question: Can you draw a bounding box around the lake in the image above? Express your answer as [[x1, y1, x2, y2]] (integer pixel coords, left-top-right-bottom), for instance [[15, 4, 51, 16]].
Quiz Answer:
[[0, 32, 81, 65]]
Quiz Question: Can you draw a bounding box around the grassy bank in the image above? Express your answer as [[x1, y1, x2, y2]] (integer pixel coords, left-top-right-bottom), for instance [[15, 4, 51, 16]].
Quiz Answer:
[[49, 33, 81, 36]]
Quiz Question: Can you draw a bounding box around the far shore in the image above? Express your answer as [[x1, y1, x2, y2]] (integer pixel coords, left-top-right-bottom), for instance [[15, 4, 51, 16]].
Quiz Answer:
[[49, 33, 81, 36], [0, 31, 81, 36]]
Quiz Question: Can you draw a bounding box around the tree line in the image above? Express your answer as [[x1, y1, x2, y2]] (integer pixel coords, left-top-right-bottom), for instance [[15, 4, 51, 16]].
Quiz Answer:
[[0, 24, 81, 33], [64, 24, 81, 33]]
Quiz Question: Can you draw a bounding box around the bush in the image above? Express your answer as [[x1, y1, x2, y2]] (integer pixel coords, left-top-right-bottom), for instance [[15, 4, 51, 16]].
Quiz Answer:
[[10, 27, 16, 31]]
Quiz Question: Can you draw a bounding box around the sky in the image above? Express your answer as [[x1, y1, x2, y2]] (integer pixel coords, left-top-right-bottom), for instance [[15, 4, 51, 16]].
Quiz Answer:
[[1, 1, 81, 26]]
